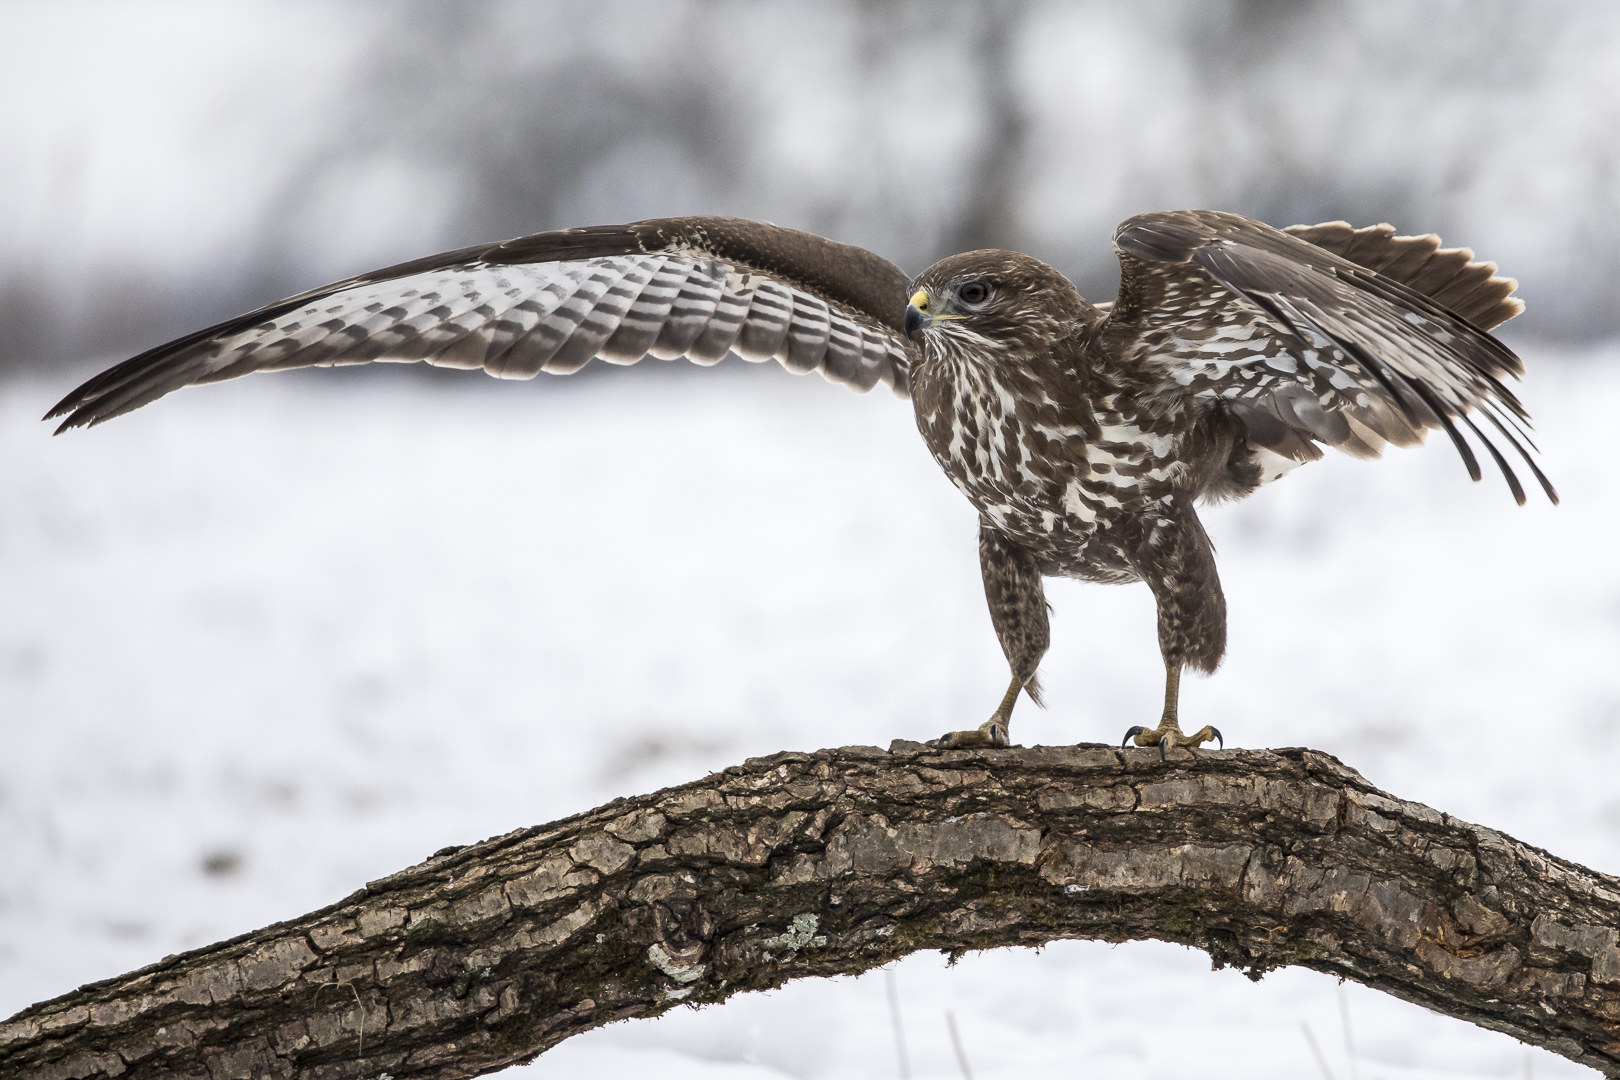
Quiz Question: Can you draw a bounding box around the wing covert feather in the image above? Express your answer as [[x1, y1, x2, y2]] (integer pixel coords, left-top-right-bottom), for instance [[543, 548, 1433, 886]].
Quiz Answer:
[[1103, 210, 1553, 504]]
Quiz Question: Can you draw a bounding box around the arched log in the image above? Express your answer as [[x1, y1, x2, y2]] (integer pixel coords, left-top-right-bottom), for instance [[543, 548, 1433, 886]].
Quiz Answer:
[[4, 743, 1619, 1079]]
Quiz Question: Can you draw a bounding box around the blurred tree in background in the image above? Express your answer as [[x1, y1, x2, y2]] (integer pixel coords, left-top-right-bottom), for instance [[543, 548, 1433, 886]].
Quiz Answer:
[[2, 0, 1616, 377]]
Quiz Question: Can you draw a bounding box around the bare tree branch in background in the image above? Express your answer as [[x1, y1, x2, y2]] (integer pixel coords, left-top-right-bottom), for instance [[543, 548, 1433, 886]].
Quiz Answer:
[[6, 1, 1620, 377], [6, 744, 1620, 1079], [253, 1, 739, 299], [940, 0, 1030, 256]]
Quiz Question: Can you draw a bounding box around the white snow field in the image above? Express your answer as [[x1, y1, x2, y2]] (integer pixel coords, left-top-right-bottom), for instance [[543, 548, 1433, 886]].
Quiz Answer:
[[2, 348, 1617, 1079]]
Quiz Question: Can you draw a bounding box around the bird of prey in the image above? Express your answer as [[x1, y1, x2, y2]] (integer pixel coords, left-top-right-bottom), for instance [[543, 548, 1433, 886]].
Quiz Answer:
[[47, 211, 1555, 756]]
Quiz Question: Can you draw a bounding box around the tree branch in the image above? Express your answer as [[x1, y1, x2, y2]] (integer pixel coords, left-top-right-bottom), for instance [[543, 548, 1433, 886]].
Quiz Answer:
[[6, 743, 1620, 1079]]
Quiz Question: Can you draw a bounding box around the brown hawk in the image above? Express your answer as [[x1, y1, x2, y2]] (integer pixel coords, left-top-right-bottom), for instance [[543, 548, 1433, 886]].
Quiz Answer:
[[47, 212, 1555, 755]]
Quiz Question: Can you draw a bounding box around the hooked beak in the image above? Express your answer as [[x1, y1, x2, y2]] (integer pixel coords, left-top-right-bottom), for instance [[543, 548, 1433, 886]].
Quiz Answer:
[[904, 288, 931, 336]]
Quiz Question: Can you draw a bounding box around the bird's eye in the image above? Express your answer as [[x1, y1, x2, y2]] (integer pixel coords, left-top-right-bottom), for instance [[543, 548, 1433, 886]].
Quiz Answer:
[[958, 280, 990, 305]]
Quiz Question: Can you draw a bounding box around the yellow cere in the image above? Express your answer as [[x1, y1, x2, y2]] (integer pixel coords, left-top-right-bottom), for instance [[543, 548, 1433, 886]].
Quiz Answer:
[[909, 289, 929, 311]]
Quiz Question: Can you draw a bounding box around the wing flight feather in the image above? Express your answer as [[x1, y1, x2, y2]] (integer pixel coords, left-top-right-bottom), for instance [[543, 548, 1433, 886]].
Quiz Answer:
[[47, 218, 915, 432]]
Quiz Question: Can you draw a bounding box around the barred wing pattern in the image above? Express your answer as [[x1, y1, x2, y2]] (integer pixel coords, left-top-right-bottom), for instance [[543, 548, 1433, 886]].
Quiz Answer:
[[47, 218, 915, 432], [1106, 210, 1555, 504], [1279, 221, 1523, 331]]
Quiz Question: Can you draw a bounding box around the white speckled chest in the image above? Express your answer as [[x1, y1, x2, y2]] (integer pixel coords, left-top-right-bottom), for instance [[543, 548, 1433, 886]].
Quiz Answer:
[[912, 339, 1189, 579]]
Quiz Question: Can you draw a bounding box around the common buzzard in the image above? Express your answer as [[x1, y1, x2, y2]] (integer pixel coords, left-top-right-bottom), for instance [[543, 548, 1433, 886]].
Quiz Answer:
[[47, 212, 1555, 755]]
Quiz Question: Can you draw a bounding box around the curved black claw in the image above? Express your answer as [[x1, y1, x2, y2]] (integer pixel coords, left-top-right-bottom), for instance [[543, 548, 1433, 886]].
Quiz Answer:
[[1158, 735, 1169, 761], [1121, 725, 1147, 748], [1211, 726, 1224, 750]]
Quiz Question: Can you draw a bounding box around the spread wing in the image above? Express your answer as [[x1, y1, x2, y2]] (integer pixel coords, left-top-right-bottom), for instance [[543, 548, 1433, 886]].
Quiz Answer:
[[1100, 210, 1555, 504], [47, 217, 915, 432]]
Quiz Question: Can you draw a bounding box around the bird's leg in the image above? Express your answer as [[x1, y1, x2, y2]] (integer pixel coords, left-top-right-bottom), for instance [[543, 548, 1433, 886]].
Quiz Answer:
[[1121, 663, 1223, 759], [928, 524, 1046, 751], [1119, 509, 1226, 759]]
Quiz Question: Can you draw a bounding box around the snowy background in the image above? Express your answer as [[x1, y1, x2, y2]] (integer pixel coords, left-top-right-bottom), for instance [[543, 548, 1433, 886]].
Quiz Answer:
[[3, 3, 1619, 1079]]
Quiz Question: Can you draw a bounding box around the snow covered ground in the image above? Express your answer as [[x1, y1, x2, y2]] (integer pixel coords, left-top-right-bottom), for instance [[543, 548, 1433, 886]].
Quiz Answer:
[[2, 347, 1617, 1079]]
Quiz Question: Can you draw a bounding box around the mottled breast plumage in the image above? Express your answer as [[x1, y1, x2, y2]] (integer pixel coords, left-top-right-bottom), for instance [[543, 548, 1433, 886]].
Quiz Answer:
[[907, 250, 1187, 582]]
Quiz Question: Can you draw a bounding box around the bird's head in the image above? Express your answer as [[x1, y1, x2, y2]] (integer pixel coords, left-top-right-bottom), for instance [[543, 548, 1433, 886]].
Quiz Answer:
[[904, 250, 1088, 350]]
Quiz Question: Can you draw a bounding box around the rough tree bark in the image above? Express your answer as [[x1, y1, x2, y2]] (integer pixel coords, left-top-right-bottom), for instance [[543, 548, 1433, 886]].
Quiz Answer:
[[5, 742, 1620, 1080]]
